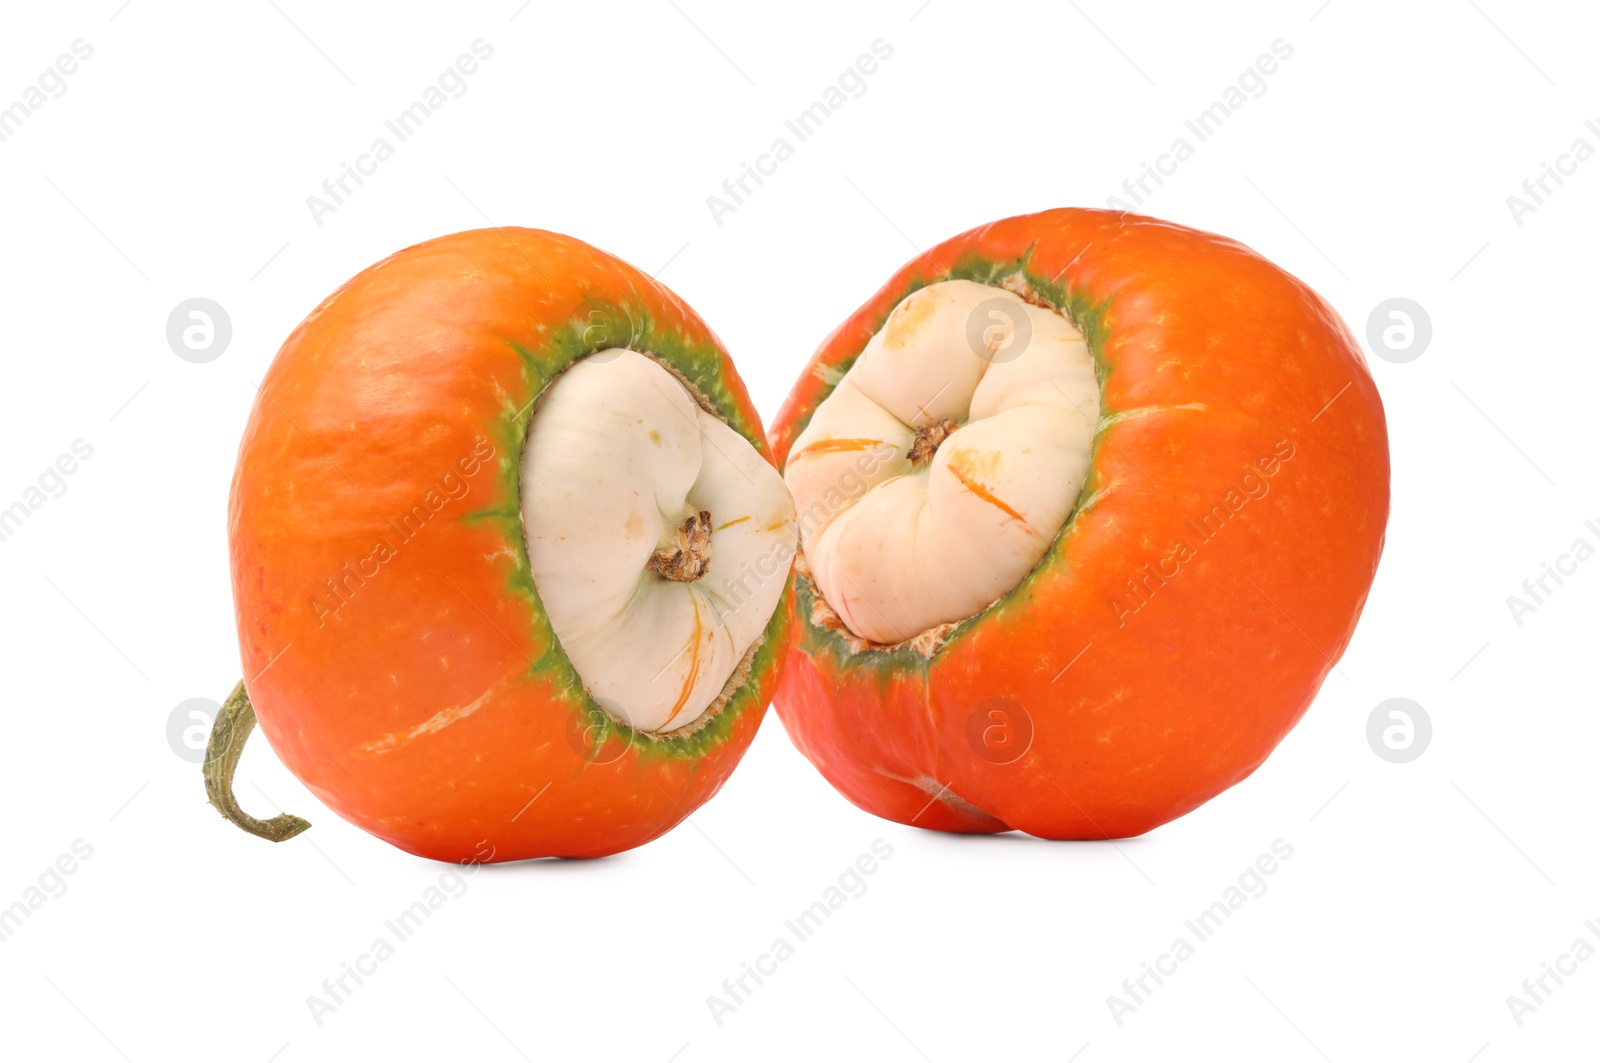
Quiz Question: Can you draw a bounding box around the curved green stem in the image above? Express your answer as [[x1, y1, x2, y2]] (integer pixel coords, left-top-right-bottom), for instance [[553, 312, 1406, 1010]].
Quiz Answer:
[[203, 680, 311, 843]]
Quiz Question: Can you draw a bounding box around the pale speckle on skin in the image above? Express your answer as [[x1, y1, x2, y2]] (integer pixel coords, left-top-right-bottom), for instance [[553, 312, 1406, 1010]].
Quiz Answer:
[[1100, 402, 1208, 429], [360, 685, 499, 754]]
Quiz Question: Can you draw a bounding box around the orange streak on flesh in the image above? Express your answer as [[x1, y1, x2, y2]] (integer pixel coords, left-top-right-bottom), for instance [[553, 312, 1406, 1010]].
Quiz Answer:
[[715, 515, 751, 531], [792, 438, 885, 461], [947, 464, 1036, 535], [662, 594, 704, 729]]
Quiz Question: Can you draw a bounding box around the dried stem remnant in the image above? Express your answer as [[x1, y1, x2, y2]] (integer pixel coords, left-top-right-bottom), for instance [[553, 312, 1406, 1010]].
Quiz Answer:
[[909, 418, 959, 467], [649, 510, 713, 582]]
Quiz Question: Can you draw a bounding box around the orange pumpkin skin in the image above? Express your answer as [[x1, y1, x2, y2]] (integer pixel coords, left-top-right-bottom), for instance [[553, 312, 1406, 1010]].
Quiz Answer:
[[230, 228, 793, 862], [769, 209, 1389, 839]]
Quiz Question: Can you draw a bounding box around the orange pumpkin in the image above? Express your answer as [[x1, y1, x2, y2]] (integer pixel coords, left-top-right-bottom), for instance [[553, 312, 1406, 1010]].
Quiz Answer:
[[213, 228, 794, 862], [768, 208, 1389, 838]]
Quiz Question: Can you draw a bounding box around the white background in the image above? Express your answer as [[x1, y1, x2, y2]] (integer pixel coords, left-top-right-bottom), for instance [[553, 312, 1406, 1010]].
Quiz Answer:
[[0, 1, 1595, 1060]]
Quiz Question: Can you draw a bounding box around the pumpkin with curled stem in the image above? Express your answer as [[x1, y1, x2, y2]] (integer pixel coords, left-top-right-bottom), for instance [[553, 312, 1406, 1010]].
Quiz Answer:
[[211, 228, 796, 862]]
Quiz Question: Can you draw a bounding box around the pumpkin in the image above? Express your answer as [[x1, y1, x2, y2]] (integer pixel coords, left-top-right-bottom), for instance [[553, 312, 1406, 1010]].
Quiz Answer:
[[768, 208, 1389, 839], [207, 228, 796, 862]]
